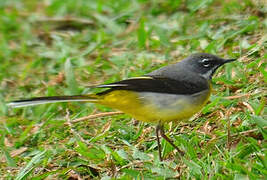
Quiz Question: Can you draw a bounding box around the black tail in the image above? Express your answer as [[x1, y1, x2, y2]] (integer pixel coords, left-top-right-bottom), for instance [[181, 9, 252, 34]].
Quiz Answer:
[[7, 95, 98, 108]]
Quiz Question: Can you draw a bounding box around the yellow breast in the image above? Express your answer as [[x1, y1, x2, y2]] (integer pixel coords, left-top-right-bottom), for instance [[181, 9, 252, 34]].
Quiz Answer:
[[97, 87, 211, 124]]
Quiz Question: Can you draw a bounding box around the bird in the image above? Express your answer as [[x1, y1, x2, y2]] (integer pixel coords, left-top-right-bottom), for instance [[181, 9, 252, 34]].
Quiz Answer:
[[7, 53, 236, 161]]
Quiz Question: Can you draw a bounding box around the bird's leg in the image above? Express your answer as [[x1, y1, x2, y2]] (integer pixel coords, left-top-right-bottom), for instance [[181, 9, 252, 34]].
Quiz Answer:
[[156, 124, 163, 161], [158, 124, 185, 156]]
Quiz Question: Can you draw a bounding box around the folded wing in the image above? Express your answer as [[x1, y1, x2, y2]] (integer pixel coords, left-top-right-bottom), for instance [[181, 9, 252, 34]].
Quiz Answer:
[[96, 76, 208, 95]]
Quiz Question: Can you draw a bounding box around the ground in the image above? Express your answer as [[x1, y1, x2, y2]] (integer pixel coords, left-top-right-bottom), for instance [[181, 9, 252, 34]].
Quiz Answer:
[[0, 0, 266, 179]]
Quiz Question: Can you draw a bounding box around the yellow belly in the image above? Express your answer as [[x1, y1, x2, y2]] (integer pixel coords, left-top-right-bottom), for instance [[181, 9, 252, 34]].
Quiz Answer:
[[97, 89, 211, 124]]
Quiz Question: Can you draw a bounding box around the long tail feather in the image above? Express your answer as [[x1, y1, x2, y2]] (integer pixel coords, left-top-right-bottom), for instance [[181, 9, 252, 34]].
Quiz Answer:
[[7, 95, 98, 108]]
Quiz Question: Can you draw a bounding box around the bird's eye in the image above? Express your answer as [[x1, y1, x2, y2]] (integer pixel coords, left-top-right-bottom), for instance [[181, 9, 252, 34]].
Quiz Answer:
[[201, 59, 211, 67]]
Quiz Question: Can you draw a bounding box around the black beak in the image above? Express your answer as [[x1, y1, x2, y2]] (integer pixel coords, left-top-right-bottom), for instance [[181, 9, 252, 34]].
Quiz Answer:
[[222, 58, 236, 64], [210, 58, 236, 79]]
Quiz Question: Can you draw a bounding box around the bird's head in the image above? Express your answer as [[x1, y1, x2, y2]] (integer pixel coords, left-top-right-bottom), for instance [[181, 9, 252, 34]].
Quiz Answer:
[[182, 53, 236, 79]]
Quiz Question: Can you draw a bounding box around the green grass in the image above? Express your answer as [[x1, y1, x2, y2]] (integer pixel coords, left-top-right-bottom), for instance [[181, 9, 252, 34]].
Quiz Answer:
[[0, 0, 266, 179]]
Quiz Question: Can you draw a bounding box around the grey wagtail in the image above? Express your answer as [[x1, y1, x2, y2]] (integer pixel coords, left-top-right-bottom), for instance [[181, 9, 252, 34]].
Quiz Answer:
[[8, 53, 236, 161]]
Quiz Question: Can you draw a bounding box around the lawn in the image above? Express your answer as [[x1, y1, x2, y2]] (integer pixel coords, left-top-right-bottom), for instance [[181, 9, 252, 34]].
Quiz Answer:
[[0, 0, 266, 179]]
